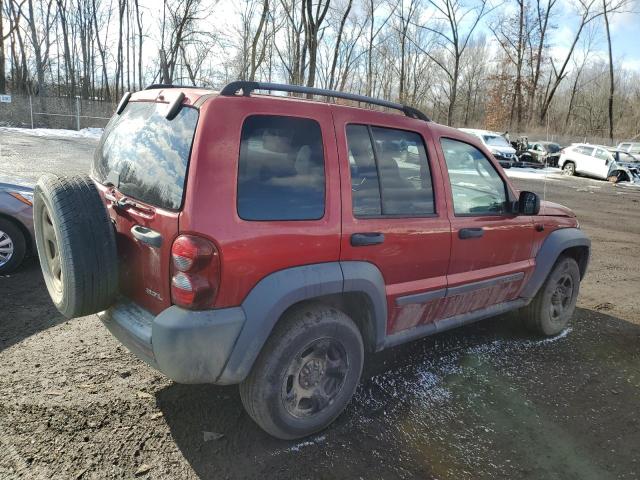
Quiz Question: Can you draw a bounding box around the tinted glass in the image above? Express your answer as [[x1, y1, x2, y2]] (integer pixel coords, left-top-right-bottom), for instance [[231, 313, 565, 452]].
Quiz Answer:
[[371, 127, 434, 215], [93, 102, 198, 210], [594, 149, 609, 161], [347, 125, 381, 216], [483, 135, 510, 147], [237, 115, 325, 221], [441, 138, 508, 215], [546, 143, 560, 153], [347, 125, 434, 217], [575, 146, 594, 156]]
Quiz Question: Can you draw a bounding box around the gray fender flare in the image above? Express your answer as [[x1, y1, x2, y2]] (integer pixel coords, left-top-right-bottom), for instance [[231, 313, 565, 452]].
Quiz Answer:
[[520, 227, 590, 299], [216, 261, 387, 384]]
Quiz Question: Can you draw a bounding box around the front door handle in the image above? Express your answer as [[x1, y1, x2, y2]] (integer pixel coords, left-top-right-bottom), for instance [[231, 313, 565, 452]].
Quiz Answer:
[[351, 232, 385, 247], [459, 228, 484, 239], [131, 225, 162, 248]]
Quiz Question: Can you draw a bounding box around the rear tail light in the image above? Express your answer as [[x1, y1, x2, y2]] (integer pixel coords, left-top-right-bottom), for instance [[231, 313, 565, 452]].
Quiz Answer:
[[170, 235, 220, 309]]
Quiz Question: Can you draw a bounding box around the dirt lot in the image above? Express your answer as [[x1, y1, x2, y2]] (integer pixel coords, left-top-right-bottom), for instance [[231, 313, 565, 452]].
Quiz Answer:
[[1, 131, 639, 479]]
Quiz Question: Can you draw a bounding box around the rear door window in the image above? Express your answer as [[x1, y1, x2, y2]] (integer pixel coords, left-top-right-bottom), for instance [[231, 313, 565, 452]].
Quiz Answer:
[[237, 115, 325, 221], [594, 149, 609, 161], [93, 102, 198, 210], [347, 125, 435, 217]]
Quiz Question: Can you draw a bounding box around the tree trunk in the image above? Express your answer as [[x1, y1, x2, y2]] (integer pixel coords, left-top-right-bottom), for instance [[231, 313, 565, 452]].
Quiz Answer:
[[603, 0, 614, 144]]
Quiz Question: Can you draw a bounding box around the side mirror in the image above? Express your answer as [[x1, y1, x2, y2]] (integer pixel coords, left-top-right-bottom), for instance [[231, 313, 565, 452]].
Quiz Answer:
[[518, 191, 540, 215]]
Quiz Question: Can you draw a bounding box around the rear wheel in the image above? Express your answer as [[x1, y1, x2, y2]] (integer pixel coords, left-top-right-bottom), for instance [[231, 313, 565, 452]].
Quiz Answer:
[[0, 218, 26, 275], [33, 174, 118, 318], [239, 303, 364, 440], [562, 161, 576, 176], [522, 256, 580, 336]]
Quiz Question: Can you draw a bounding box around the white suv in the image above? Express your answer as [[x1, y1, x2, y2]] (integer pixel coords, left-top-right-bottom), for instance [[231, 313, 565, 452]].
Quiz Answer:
[[558, 144, 615, 179]]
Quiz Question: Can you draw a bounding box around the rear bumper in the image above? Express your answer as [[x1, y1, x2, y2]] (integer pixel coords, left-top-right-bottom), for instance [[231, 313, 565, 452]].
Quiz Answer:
[[97, 300, 245, 384]]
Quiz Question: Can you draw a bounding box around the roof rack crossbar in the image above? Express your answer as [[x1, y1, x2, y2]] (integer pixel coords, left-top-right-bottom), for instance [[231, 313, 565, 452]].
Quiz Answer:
[[220, 81, 430, 122], [145, 83, 198, 90]]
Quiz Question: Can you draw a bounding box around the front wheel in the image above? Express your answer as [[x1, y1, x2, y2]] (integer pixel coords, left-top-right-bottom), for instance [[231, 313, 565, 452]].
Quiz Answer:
[[239, 303, 364, 440], [562, 161, 576, 176], [522, 256, 581, 336]]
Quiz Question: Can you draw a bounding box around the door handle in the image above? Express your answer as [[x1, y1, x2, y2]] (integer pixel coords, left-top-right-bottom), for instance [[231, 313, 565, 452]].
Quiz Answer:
[[351, 232, 385, 247], [459, 228, 484, 239], [131, 225, 162, 248]]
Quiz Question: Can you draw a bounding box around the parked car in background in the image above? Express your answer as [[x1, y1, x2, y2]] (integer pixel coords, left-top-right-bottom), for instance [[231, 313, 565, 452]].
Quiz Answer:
[[559, 144, 640, 182], [459, 128, 517, 168], [523, 141, 562, 167], [607, 149, 640, 184], [616, 142, 640, 161], [32, 82, 590, 440], [0, 177, 34, 274]]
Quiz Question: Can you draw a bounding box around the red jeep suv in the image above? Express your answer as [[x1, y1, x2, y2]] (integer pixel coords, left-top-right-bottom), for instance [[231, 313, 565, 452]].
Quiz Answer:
[[33, 82, 590, 439]]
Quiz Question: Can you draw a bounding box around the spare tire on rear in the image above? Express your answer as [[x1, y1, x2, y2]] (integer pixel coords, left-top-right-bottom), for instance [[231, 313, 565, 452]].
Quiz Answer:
[[34, 174, 118, 318]]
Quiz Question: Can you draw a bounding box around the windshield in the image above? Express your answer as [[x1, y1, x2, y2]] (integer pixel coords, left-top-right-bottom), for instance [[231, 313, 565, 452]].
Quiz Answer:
[[630, 145, 640, 154], [544, 143, 560, 153], [616, 151, 638, 163], [482, 135, 511, 148], [92, 102, 198, 210]]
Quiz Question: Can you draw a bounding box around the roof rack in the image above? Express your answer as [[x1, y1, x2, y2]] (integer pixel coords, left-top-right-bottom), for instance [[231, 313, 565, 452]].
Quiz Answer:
[[220, 81, 431, 122], [145, 83, 200, 90]]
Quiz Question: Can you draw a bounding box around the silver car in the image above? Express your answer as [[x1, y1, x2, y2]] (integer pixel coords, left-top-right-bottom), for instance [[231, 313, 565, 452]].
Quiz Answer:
[[0, 177, 35, 274]]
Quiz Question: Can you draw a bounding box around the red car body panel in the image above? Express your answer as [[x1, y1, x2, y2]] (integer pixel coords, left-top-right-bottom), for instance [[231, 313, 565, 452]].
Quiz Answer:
[[331, 106, 451, 334], [96, 90, 579, 335], [180, 95, 342, 308]]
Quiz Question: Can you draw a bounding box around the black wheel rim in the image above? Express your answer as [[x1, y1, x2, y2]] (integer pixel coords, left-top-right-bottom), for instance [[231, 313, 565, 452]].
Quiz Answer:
[[281, 338, 349, 419], [549, 273, 574, 322]]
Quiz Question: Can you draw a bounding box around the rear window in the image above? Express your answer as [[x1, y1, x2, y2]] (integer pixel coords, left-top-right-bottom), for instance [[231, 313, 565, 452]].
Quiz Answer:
[[92, 102, 198, 210], [237, 115, 325, 221]]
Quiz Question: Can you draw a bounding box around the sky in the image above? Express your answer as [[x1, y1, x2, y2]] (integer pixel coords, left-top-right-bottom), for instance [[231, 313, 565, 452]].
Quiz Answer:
[[609, 11, 640, 70], [136, 0, 640, 75]]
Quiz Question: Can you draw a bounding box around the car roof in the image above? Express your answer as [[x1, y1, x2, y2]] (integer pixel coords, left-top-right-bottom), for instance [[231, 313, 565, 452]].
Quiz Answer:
[[458, 128, 503, 136], [134, 84, 432, 125]]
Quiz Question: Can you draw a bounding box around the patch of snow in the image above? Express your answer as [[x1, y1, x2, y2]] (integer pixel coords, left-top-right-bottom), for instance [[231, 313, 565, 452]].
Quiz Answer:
[[0, 126, 103, 140], [616, 181, 640, 189], [504, 167, 562, 180], [271, 435, 327, 456]]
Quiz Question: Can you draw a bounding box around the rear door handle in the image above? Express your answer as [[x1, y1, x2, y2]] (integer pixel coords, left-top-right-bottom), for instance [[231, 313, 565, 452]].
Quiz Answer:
[[351, 232, 385, 247], [459, 228, 484, 239], [131, 225, 162, 248]]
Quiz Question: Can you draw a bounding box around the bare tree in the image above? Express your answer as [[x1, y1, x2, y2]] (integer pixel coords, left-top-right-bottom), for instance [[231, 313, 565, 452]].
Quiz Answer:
[[304, 0, 330, 90], [412, 0, 495, 125], [538, 0, 630, 122]]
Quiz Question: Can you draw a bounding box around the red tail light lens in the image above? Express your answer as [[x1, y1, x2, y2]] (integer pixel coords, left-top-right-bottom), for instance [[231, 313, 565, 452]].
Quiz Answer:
[[170, 235, 220, 309]]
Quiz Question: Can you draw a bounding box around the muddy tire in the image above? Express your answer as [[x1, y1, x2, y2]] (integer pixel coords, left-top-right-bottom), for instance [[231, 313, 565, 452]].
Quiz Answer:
[[0, 218, 27, 275], [239, 303, 364, 440], [33, 174, 118, 318], [522, 256, 580, 336], [562, 161, 576, 176]]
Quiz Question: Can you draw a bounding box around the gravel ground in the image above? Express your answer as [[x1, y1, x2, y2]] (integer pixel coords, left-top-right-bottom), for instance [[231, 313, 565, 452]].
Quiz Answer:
[[1, 130, 639, 479]]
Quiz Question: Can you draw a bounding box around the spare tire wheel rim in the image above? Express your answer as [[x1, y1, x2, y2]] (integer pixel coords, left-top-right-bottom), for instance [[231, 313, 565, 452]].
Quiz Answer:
[[550, 272, 573, 323], [281, 338, 349, 419], [41, 205, 63, 294], [0, 230, 14, 267]]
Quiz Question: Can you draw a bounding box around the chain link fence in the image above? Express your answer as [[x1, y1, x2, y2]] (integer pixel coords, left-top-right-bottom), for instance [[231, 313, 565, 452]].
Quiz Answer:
[[0, 95, 116, 130]]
